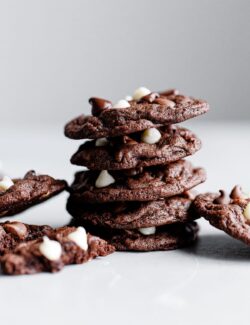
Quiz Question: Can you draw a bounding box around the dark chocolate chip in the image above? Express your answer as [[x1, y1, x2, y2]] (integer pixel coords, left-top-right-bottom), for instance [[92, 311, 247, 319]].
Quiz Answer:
[[213, 190, 230, 205], [140, 92, 159, 103], [154, 97, 176, 107], [24, 170, 36, 178], [89, 97, 112, 116]]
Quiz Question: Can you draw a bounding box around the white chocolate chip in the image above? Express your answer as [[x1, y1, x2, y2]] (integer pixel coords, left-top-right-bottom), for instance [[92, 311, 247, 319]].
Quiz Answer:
[[113, 99, 130, 109], [132, 87, 151, 101], [141, 128, 161, 144], [125, 95, 132, 101], [0, 176, 14, 192], [95, 170, 115, 188], [139, 227, 156, 235], [68, 227, 88, 251], [243, 203, 250, 221], [39, 236, 62, 261], [95, 137, 109, 147]]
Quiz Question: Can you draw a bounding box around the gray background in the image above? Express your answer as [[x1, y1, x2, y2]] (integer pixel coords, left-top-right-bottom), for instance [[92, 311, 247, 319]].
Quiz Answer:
[[1, 0, 250, 126]]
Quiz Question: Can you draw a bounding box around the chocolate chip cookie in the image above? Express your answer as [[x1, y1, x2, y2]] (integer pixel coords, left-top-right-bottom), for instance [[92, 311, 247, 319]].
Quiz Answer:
[[64, 89, 209, 139], [0, 171, 67, 217], [67, 192, 198, 229], [70, 126, 201, 170], [1, 225, 115, 275], [69, 160, 206, 203], [193, 186, 250, 245], [70, 219, 199, 251]]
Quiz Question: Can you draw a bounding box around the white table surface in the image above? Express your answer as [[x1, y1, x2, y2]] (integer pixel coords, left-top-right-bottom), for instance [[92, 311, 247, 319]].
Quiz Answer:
[[0, 121, 250, 325]]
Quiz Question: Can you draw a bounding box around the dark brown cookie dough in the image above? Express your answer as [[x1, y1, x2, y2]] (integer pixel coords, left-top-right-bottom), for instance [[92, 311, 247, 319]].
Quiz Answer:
[[193, 186, 250, 245], [69, 160, 206, 203], [67, 192, 199, 229], [0, 221, 52, 255], [70, 220, 199, 251], [0, 171, 67, 217], [71, 126, 201, 170], [1, 226, 115, 275], [64, 90, 209, 139]]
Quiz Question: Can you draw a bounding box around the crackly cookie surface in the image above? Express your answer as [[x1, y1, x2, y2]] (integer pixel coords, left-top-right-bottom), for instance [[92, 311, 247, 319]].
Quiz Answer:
[[70, 126, 201, 170], [0, 225, 115, 275], [69, 219, 199, 251], [0, 171, 67, 217], [193, 186, 250, 245], [69, 160, 206, 203], [67, 192, 199, 229], [64, 89, 209, 139]]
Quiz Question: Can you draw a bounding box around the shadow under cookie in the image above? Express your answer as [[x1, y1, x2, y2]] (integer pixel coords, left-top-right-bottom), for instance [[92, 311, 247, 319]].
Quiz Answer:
[[182, 233, 250, 262]]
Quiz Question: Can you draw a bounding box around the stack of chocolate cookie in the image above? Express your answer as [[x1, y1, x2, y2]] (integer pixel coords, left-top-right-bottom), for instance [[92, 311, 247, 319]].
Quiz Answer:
[[65, 87, 209, 251]]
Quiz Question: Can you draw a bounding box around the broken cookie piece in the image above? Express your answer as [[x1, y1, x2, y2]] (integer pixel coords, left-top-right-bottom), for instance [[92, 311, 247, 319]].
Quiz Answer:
[[0, 171, 67, 217], [0, 221, 52, 255], [193, 186, 250, 245], [0, 225, 115, 275]]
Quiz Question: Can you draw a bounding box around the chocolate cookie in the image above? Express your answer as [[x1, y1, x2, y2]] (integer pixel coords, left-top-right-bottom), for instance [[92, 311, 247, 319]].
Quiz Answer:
[[1, 226, 115, 275], [70, 126, 201, 170], [193, 186, 250, 245], [64, 90, 209, 139], [0, 171, 67, 217], [69, 160, 206, 203], [67, 192, 199, 229], [70, 220, 199, 251], [0, 221, 52, 255]]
